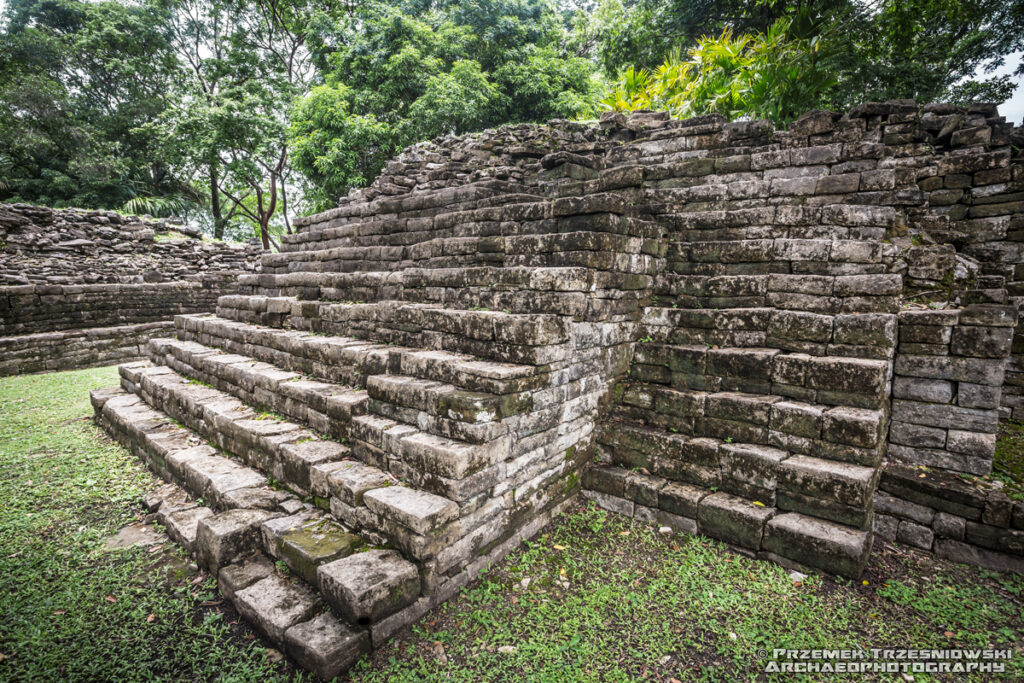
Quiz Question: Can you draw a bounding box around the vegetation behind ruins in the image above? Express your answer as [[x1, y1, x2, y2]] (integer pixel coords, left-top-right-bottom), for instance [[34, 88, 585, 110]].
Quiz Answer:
[[0, 0, 1020, 244]]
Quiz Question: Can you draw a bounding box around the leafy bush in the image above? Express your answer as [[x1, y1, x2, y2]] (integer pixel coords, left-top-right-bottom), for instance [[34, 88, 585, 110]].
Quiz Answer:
[[601, 16, 835, 125]]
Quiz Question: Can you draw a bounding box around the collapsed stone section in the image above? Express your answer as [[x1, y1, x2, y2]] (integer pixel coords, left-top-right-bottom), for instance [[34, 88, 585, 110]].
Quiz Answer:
[[1, 203, 260, 375], [0, 202, 258, 285], [90, 104, 1023, 678]]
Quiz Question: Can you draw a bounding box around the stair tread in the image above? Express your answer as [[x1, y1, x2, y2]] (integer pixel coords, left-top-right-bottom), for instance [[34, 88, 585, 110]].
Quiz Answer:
[[179, 311, 542, 392]]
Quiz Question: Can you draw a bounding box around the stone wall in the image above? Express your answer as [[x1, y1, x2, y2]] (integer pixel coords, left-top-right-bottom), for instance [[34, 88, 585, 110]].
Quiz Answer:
[[889, 304, 1016, 475], [0, 203, 259, 285], [875, 463, 1024, 572], [1, 203, 260, 375]]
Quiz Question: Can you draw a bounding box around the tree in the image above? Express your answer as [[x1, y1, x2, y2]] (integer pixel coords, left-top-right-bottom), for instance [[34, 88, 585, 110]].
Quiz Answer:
[[0, 0, 178, 208], [602, 15, 836, 124], [289, 0, 602, 210], [156, 0, 342, 246], [825, 0, 1024, 109]]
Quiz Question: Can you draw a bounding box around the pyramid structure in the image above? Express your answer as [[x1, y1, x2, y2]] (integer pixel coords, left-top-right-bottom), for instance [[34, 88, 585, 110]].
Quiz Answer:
[[92, 103, 1024, 677]]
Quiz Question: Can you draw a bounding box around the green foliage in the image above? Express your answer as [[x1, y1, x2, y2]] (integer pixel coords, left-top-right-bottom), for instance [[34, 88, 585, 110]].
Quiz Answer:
[[825, 0, 1024, 109], [603, 16, 835, 125], [595, 0, 1024, 120], [290, 85, 397, 210], [289, 0, 602, 210], [0, 0, 178, 209]]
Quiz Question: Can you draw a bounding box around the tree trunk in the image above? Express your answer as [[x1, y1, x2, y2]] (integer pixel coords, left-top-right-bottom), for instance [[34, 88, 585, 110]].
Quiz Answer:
[[259, 218, 270, 250], [209, 156, 225, 240]]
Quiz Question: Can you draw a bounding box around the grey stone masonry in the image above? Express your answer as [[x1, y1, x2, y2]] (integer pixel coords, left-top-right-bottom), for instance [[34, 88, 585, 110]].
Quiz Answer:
[[1, 203, 260, 375], [90, 102, 1024, 678], [890, 304, 1015, 475], [873, 463, 1024, 573]]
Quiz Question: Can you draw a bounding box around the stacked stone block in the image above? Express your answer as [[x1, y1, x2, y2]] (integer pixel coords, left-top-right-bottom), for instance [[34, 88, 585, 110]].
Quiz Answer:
[[874, 463, 1024, 573], [889, 304, 1016, 475], [86, 105, 1024, 678], [0, 202, 258, 285], [1, 204, 259, 375]]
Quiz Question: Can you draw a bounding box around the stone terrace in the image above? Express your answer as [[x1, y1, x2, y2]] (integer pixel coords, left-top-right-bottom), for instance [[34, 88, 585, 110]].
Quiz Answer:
[[1, 204, 260, 375], [91, 103, 1024, 678]]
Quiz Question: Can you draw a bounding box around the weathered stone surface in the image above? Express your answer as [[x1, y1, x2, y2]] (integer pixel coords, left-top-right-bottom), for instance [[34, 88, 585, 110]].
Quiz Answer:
[[218, 554, 275, 601], [318, 550, 421, 624], [196, 509, 277, 573], [284, 612, 370, 680], [233, 574, 320, 643], [363, 486, 459, 535], [762, 512, 871, 578], [161, 507, 213, 551], [697, 493, 775, 548]]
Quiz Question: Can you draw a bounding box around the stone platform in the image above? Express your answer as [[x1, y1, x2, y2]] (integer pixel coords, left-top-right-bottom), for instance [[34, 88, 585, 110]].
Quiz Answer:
[[90, 103, 1024, 677]]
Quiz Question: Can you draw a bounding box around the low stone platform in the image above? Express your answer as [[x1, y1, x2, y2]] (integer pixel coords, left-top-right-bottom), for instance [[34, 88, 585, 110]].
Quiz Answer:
[[0, 321, 172, 376]]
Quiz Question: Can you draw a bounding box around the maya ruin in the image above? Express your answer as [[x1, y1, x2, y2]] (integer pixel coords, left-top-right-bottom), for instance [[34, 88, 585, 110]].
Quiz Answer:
[[3, 100, 1021, 678]]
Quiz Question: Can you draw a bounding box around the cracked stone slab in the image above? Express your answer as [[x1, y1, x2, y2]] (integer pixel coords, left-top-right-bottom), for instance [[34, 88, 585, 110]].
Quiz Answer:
[[284, 612, 370, 680], [195, 509, 279, 573], [218, 554, 275, 601]]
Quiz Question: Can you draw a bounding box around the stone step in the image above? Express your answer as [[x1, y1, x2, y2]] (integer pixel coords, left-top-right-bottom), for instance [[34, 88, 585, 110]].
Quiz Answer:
[[264, 230, 662, 275], [595, 416, 879, 523], [629, 341, 890, 409], [175, 312, 543, 396], [92, 383, 448, 679], [118, 362, 501, 558], [119, 362, 350, 495], [347, 412, 509, 502], [92, 387, 290, 510], [236, 267, 652, 319], [149, 337, 368, 442], [151, 336, 528, 446], [616, 384, 888, 466], [212, 296, 572, 367], [284, 197, 660, 253], [641, 306, 897, 359], [142, 482, 414, 681], [581, 462, 872, 578]]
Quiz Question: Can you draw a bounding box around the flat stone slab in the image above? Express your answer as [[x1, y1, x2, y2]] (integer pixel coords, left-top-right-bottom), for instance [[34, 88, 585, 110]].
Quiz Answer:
[[233, 574, 319, 643], [317, 549, 421, 624], [697, 492, 775, 548], [195, 509, 279, 573], [161, 506, 213, 551], [762, 512, 870, 579], [323, 460, 396, 505], [102, 522, 166, 551], [218, 554, 275, 601], [284, 612, 370, 680], [277, 523, 362, 585], [363, 486, 458, 535]]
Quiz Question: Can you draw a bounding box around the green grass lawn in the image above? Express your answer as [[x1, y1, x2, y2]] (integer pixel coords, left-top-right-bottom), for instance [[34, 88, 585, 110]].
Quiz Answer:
[[2, 366, 1024, 682]]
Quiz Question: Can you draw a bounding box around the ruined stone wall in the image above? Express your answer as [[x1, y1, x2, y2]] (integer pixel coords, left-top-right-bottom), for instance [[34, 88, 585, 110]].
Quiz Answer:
[[890, 305, 1016, 475], [0, 203, 260, 375], [0, 203, 259, 285]]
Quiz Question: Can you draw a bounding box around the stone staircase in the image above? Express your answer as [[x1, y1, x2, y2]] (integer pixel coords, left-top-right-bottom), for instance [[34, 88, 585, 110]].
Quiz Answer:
[[90, 126, 656, 676], [86, 108, 1023, 676], [588, 118, 899, 579]]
